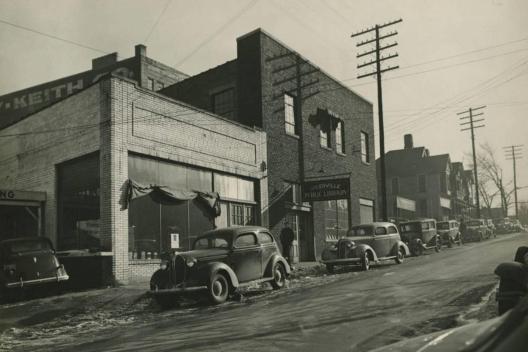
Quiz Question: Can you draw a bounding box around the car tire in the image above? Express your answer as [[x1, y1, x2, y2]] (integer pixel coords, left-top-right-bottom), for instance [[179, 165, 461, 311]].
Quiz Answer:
[[395, 247, 404, 264], [271, 263, 286, 290], [478, 233, 483, 242], [435, 237, 441, 252], [412, 244, 423, 256], [447, 237, 454, 248], [360, 252, 370, 271], [457, 233, 463, 245], [326, 264, 335, 274], [208, 272, 229, 305]]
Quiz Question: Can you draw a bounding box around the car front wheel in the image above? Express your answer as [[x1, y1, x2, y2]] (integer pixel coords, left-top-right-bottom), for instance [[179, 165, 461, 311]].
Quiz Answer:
[[361, 252, 370, 271], [208, 273, 229, 305], [271, 263, 286, 290], [395, 247, 404, 264]]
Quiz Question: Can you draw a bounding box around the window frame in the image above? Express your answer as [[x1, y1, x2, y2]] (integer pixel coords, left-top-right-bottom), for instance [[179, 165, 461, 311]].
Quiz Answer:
[[234, 233, 258, 248], [360, 131, 370, 164], [211, 88, 235, 119], [335, 120, 345, 154], [284, 93, 297, 136]]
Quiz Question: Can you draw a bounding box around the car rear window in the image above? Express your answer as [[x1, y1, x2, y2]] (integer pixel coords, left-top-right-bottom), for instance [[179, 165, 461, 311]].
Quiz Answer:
[[348, 227, 373, 236], [193, 235, 230, 249], [400, 223, 420, 233], [467, 220, 481, 226], [437, 222, 449, 230]]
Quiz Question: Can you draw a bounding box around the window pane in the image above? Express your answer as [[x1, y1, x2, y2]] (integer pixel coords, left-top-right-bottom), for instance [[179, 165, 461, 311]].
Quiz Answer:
[[129, 195, 161, 258], [336, 121, 344, 153], [320, 129, 328, 147], [212, 88, 234, 119], [58, 153, 101, 251], [361, 132, 369, 163], [216, 202, 229, 228], [188, 168, 213, 192], [284, 94, 296, 135], [158, 160, 187, 190], [128, 154, 159, 185], [257, 232, 273, 244], [235, 233, 256, 247], [237, 178, 255, 202]]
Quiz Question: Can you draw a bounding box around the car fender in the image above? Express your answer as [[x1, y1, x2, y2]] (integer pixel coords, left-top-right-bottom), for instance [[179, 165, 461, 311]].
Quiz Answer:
[[264, 254, 291, 277], [321, 246, 338, 261], [356, 244, 378, 262], [205, 262, 240, 288], [392, 241, 410, 257]]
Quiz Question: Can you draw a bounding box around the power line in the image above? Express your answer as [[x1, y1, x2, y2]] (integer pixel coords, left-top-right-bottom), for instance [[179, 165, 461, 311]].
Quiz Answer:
[[144, 0, 172, 43], [174, 0, 260, 68], [0, 18, 110, 55]]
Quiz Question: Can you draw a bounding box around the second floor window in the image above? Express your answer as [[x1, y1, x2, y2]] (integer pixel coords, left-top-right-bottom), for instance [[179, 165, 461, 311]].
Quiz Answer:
[[361, 131, 369, 163], [336, 121, 345, 154], [284, 94, 296, 135], [212, 88, 235, 119], [147, 78, 154, 90], [320, 126, 330, 148]]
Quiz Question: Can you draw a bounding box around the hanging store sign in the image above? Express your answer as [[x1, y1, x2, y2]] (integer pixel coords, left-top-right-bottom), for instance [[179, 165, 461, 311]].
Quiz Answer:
[[302, 178, 350, 202], [396, 196, 415, 212]]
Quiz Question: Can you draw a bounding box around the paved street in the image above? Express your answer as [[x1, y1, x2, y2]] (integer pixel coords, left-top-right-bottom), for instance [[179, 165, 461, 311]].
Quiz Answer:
[[1, 232, 526, 352]]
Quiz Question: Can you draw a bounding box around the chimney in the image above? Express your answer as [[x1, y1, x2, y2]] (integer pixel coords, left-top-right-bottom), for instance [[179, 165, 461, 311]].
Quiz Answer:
[[92, 52, 118, 70], [404, 134, 413, 149], [135, 44, 147, 57]]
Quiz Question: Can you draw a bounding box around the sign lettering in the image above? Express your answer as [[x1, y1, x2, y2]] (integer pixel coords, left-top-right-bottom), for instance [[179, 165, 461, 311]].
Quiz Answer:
[[302, 178, 350, 202]]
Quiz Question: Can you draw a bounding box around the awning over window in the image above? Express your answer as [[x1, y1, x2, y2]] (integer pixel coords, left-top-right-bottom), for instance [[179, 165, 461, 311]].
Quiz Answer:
[[120, 179, 221, 217]]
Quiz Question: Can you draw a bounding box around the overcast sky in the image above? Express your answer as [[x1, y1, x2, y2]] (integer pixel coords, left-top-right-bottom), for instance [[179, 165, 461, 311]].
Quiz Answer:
[[0, 0, 527, 209]]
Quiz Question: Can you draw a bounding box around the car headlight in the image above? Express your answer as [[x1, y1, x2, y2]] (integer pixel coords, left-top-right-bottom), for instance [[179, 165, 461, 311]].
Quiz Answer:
[[186, 258, 197, 267], [160, 260, 169, 270], [330, 245, 337, 252], [346, 241, 356, 248]]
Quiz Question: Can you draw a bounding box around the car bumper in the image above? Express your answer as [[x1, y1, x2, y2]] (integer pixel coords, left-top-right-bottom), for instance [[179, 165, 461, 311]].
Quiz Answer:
[[320, 258, 361, 265], [148, 284, 208, 295], [5, 274, 69, 288]]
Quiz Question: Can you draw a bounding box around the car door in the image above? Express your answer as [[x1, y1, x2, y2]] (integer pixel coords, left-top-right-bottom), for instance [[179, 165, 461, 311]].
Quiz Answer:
[[387, 225, 400, 254], [257, 231, 276, 277], [373, 226, 391, 257], [230, 233, 262, 283]]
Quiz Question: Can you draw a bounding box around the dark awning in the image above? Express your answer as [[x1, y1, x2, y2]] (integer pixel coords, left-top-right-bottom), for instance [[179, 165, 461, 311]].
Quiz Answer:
[[120, 179, 220, 217]]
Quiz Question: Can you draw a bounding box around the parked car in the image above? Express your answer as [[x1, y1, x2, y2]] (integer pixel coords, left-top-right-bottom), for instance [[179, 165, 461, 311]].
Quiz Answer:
[[511, 219, 525, 232], [370, 295, 528, 352], [462, 219, 490, 242], [149, 226, 290, 307], [437, 220, 462, 248], [485, 218, 496, 238], [494, 218, 514, 234], [398, 219, 441, 256], [0, 237, 69, 302], [320, 222, 410, 272]]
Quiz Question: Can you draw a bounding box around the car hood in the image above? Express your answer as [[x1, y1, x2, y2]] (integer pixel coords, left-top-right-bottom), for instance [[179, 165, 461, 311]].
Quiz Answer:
[[177, 248, 230, 261], [370, 314, 505, 352]]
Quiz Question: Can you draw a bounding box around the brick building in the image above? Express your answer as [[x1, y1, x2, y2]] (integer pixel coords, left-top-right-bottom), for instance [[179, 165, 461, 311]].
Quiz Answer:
[[379, 134, 453, 221], [450, 162, 475, 220], [0, 72, 267, 284], [161, 29, 377, 261]]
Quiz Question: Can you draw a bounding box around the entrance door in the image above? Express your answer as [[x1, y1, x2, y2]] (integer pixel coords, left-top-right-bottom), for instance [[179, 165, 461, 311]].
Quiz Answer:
[[298, 213, 314, 261]]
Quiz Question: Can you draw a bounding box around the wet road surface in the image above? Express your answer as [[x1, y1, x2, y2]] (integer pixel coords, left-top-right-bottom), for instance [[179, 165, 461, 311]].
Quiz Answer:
[[1, 232, 526, 352]]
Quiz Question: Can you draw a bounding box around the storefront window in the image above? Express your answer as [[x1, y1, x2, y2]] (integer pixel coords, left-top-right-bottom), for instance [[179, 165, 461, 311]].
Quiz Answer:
[[324, 199, 349, 238], [58, 153, 101, 251]]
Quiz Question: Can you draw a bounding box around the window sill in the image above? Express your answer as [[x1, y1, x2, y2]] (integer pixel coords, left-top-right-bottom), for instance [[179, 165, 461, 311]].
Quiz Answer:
[[285, 132, 300, 139], [361, 160, 371, 166], [320, 145, 333, 151], [336, 151, 346, 157]]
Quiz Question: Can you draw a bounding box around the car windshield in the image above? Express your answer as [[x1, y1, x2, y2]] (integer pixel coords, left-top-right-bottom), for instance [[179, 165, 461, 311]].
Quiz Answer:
[[437, 222, 450, 230], [2, 238, 52, 253], [348, 226, 373, 236], [467, 220, 481, 226], [193, 234, 231, 250], [399, 223, 420, 233]]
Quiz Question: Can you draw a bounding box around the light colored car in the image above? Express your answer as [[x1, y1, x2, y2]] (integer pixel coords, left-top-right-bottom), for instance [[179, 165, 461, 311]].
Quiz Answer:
[[321, 222, 410, 272], [437, 220, 462, 248]]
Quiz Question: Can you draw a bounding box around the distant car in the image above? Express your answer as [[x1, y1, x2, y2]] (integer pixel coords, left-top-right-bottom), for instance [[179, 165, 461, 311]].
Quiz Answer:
[[0, 237, 69, 301], [494, 218, 514, 234], [462, 219, 490, 242], [320, 222, 410, 272], [485, 218, 496, 238], [399, 219, 441, 256], [437, 220, 462, 248], [370, 296, 528, 352], [149, 226, 290, 307]]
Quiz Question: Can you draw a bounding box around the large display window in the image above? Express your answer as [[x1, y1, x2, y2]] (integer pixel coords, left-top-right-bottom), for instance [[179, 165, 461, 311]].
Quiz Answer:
[[57, 152, 101, 251]]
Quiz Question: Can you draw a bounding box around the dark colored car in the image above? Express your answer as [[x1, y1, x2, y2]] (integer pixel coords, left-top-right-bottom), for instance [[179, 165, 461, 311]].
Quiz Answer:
[[320, 222, 410, 272], [149, 226, 291, 307], [399, 219, 441, 256], [493, 218, 514, 234], [437, 220, 462, 248], [370, 296, 528, 352], [462, 219, 490, 242], [0, 237, 69, 301]]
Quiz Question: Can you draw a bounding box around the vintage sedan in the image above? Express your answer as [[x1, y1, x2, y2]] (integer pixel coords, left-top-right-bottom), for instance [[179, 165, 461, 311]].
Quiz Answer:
[[462, 219, 490, 242], [437, 220, 462, 248], [149, 226, 291, 307], [0, 237, 69, 301], [399, 219, 441, 256], [320, 222, 410, 272]]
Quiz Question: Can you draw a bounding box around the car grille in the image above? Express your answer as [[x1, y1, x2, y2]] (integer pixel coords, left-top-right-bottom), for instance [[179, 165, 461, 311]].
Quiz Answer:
[[173, 255, 186, 285], [338, 241, 349, 258]]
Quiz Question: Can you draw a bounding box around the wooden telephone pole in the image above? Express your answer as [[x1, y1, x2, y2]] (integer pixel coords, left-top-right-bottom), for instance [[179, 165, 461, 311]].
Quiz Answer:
[[458, 106, 486, 218], [351, 19, 402, 221]]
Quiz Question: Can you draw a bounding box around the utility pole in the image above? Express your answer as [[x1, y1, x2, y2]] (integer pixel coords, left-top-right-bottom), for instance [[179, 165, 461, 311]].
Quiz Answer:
[[458, 106, 486, 219], [351, 18, 402, 221], [504, 144, 524, 218]]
